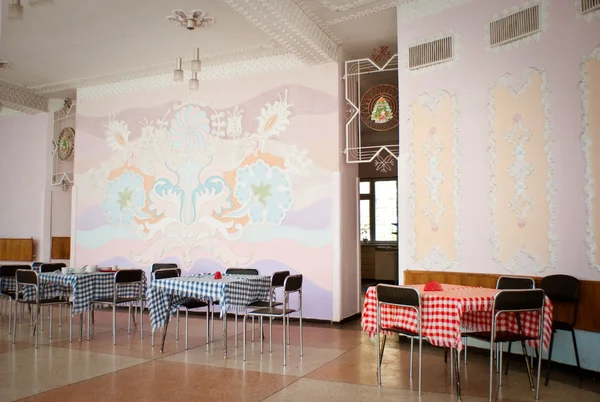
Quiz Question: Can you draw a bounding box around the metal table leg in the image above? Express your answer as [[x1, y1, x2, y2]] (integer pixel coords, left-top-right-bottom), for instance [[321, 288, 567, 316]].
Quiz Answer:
[[223, 311, 228, 358], [160, 294, 175, 353]]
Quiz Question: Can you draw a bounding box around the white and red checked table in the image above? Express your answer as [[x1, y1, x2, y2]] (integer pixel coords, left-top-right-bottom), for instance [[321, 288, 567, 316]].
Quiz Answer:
[[361, 284, 553, 351]]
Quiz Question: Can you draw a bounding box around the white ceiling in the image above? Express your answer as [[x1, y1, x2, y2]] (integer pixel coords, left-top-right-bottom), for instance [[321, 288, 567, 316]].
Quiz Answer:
[[0, 0, 423, 114]]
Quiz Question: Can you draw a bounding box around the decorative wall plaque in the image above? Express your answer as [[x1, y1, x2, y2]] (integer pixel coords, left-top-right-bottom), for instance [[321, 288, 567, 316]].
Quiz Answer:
[[360, 84, 399, 131]]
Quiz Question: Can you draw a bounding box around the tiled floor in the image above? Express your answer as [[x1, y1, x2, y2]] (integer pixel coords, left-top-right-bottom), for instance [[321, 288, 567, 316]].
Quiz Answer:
[[0, 307, 598, 402]]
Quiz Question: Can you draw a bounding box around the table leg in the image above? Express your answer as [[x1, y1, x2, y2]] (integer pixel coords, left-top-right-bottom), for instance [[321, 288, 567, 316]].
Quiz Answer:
[[160, 294, 175, 353], [223, 311, 228, 359], [79, 313, 83, 341], [455, 348, 462, 400]]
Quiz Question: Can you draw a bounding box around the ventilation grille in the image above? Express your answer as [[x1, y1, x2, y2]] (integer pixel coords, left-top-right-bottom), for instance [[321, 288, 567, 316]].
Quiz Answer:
[[582, 0, 600, 13], [408, 36, 453, 70], [489, 5, 540, 47]]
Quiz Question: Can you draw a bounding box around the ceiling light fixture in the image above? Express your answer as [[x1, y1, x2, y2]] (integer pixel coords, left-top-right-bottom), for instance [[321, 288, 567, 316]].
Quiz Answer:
[[173, 58, 184, 82], [189, 72, 199, 91], [191, 48, 201, 73], [8, 0, 24, 21], [166, 10, 215, 31]]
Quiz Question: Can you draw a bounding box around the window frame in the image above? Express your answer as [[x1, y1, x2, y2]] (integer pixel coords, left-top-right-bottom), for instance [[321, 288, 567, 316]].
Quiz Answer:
[[359, 177, 398, 244]]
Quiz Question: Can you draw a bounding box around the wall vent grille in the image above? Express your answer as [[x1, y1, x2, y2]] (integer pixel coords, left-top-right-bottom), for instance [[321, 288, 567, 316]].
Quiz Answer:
[[582, 0, 600, 13], [408, 36, 453, 70], [489, 5, 540, 47]]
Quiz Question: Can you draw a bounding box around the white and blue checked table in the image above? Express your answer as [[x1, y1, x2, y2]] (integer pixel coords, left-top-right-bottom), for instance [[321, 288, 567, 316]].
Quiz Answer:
[[1, 272, 147, 315], [147, 274, 271, 331]]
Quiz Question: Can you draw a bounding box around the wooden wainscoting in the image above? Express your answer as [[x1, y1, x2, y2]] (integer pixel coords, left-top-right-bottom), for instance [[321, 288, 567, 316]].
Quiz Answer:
[[0, 238, 34, 261], [404, 270, 600, 333], [51, 237, 71, 260]]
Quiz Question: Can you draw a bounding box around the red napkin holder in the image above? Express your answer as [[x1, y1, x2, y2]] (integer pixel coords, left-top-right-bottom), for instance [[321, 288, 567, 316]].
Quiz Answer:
[[214, 271, 222, 280], [424, 281, 443, 291]]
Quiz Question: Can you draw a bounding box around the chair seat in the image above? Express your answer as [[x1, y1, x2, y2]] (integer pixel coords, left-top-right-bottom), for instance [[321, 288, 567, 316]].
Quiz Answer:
[[20, 297, 69, 305], [247, 300, 283, 308], [466, 330, 538, 343], [181, 300, 209, 310], [91, 297, 139, 305], [381, 326, 419, 338], [552, 320, 574, 332], [0, 291, 16, 299], [247, 307, 296, 316]]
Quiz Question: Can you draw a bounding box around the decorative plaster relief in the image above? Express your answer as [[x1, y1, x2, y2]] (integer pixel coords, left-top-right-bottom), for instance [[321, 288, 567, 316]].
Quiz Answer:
[[403, 30, 460, 75], [484, 0, 548, 54], [407, 91, 461, 270], [316, 0, 380, 12], [326, 1, 398, 25], [574, 0, 600, 23], [581, 47, 600, 272], [489, 68, 556, 273], [0, 81, 48, 114]]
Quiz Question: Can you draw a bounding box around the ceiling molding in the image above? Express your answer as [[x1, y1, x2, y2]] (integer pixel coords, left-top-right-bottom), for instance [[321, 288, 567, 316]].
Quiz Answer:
[[316, 0, 380, 12], [77, 53, 306, 101], [294, 1, 342, 43], [327, 1, 398, 24], [0, 82, 48, 114], [219, 0, 338, 63]]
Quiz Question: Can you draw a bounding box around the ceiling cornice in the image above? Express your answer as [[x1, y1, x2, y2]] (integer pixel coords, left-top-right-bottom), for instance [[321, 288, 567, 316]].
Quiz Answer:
[[0, 81, 48, 114], [219, 0, 339, 63], [77, 53, 306, 101]]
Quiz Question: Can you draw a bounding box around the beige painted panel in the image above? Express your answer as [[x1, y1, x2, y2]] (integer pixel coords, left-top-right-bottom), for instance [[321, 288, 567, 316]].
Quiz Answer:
[[586, 56, 600, 265], [491, 71, 551, 266], [411, 92, 457, 264]]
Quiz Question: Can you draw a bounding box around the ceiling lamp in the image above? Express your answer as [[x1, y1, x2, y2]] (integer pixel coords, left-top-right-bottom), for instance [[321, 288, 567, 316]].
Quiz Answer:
[[191, 48, 201, 73], [166, 10, 215, 30], [173, 58, 184, 82], [8, 0, 24, 21], [189, 72, 199, 91]]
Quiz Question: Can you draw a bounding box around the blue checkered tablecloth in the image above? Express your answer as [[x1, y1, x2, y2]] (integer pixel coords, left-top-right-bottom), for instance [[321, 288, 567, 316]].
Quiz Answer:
[[22, 272, 148, 315], [147, 274, 271, 330], [0, 277, 58, 300]]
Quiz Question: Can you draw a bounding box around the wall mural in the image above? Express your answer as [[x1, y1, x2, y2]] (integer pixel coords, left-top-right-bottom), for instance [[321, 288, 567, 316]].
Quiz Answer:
[[489, 68, 555, 273], [582, 46, 600, 273], [75, 72, 338, 320], [408, 90, 461, 270]]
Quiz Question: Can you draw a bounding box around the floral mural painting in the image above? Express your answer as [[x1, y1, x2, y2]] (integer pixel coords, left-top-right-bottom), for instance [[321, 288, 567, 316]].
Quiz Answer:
[[78, 90, 317, 269]]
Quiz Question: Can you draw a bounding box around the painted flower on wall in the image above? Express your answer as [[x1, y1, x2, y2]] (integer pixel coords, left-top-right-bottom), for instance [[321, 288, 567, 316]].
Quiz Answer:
[[234, 160, 293, 225], [102, 170, 149, 225], [105, 118, 131, 152], [170, 105, 211, 152], [256, 90, 293, 139]]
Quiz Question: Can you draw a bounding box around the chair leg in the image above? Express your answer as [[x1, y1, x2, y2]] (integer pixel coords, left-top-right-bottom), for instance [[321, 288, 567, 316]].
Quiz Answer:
[[571, 329, 582, 382], [269, 317, 273, 353], [87, 306, 92, 341], [140, 301, 144, 339], [12, 302, 17, 344], [410, 337, 414, 379], [259, 316, 263, 354], [35, 303, 41, 349], [151, 330, 155, 347], [211, 304, 215, 342], [287, 316, 290, 345], [206, 305, 210, 346], [544, 331, 555, 386], [69, 305, 73, 343], [113, 304, 117, 345], [489, 340, 494, 402], [185, 309, 189, 350], [235, 312, 238, 348], [504, 342, 512, 375], [464, 337, 468, 365], [242, 314, 247, 361], [8, 299, 12, 335], [176, 309, 180, 341], [59, 305, 62, 328], [251, 316, 255, 342], [40, 306, 44, 332], [418, 337, 422, 396], [49, 306, 53, 340], [128, 303, 132, 334], [282, 314, 287, 366], [299, 308, 303, 358], [376, 324, 381, 385]]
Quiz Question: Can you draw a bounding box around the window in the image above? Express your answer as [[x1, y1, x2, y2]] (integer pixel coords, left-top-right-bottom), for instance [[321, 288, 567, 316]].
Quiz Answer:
[[359, 179, 398, 243]]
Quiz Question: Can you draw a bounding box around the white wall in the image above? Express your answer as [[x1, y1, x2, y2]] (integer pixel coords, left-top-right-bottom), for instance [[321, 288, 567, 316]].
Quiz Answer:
[[0, 113, 53, 261]]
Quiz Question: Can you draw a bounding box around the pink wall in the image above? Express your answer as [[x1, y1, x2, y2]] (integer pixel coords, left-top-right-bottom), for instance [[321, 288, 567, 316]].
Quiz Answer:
[[0, 113, 53, 261], [74, 63, 348, 320], [397, 0, 600, 281]]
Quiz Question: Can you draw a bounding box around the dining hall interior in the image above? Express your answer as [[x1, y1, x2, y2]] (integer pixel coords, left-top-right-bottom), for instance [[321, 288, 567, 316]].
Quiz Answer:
[[0, 0, 600, 401]]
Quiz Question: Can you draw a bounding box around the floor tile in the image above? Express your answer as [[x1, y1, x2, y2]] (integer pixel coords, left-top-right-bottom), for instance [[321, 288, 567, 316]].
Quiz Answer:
[[18, 360, 297, 402]]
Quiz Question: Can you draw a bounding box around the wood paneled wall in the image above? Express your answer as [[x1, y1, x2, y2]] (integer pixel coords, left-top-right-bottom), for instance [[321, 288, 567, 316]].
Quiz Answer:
[[51, 237, 71, 260], [0, 238, 33, 261], [404, 270, 600, 333]]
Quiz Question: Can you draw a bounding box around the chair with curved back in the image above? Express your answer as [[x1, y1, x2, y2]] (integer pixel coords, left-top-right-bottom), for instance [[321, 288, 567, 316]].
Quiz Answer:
[[38, 263, 68, 331], [222, 268, 259, 347], [540, 274, 581, 386]]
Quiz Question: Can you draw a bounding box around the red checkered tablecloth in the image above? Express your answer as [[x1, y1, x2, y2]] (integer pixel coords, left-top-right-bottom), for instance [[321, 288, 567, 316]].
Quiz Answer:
[[361, 284, 553, 351]]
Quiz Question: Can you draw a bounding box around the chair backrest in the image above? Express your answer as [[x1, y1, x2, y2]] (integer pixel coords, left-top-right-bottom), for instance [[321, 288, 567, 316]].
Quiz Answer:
[[284, 274, 303, 292], [151, 263, 178, 273], [153, 268, 181, 280], [226, 268, 259, 275], [16, 269, 38, 285], [115, 269, 144, 283], [494, 289, 545, 313], [271, 271, 290, 287], [376, 284, 420, 308], [0, 265, 31, 278], [40, 263, 66, 273], [31, 262, 45, 270], [496, 276, 534, 290], [540, 274, 579, 303]]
